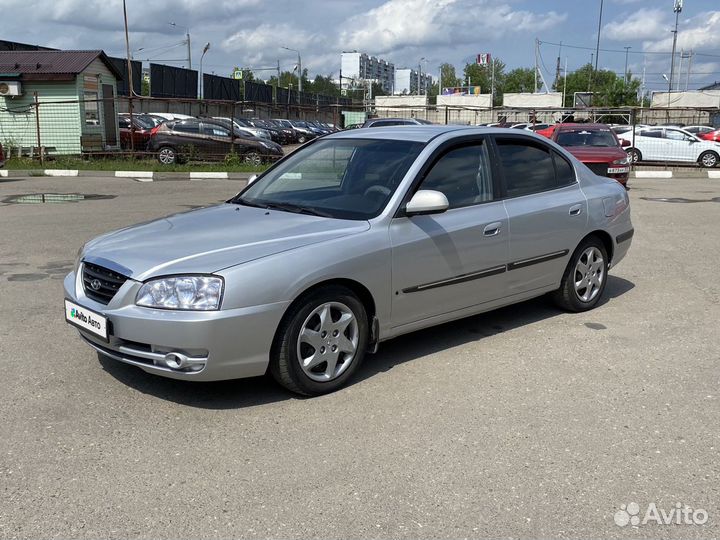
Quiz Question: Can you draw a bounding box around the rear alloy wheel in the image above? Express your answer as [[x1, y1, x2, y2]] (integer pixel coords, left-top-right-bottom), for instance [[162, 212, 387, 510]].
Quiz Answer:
[[270, 286, 368, 396], [627, 148, 641, 164], [553, 237, 609, 312], [698, 151, 718, 168], [297, 135, 307, 143], [157, 146, 177, 165], [244, 151, 263, 166]]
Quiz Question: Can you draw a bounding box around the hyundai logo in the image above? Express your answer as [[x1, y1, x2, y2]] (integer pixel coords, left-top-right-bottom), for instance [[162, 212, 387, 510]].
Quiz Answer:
[[90, 279, 102, 291]]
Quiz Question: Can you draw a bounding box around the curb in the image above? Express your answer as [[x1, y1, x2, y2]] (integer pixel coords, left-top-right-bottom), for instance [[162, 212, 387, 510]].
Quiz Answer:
[[0, 170, 255, 181], [632, 171, 673, 178]]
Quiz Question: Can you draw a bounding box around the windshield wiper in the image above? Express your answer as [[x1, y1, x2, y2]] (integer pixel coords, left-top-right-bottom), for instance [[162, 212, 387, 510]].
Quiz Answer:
[[232, 198, 331, 217], [263, 202, 332, 217]]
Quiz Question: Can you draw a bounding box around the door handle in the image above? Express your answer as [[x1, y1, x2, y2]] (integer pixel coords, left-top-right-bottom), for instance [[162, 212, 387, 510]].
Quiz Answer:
[[569, 204, 583, 216], [483, 222, 502, 236]]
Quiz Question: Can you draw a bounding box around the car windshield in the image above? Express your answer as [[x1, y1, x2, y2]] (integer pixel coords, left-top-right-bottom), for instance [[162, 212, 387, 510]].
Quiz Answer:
[[292, 121, 308, 128], [233, 138, 424, 220], [556, 129, 618, 147], [134, 116, 156, 129]]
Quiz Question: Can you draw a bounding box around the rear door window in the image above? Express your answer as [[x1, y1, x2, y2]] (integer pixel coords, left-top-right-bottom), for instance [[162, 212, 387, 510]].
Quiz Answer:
[[494, 138, 562, 198]]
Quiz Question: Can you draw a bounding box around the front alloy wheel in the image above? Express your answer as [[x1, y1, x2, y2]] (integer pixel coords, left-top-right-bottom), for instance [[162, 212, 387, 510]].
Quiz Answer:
[[270, 286, 368, 395]]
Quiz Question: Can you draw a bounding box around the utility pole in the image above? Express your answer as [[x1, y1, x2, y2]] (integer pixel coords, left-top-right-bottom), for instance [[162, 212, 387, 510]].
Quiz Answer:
[[669, 0, 683, 92], [123, 0, 135, 155], [594, 0, 604, 72], [555, 41, 562, 89], [534, 38, 539, 93], [624, 46, 631, 84], [186, 31, 192, 70], [562, 57, 568, 107]]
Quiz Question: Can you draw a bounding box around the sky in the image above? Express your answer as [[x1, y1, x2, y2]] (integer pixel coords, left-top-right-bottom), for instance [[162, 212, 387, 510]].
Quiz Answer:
[[3, 0, 720, 93]]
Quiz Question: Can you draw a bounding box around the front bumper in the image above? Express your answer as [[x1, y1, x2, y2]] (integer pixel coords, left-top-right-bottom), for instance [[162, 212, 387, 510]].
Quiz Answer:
[[64, 268, 289, 381]]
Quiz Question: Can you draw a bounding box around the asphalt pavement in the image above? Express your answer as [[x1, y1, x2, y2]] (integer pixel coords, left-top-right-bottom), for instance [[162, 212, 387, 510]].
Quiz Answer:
[[0, 174, 718, 539]]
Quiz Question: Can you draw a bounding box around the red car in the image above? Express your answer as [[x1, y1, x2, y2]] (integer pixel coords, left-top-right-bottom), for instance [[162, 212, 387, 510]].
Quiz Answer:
[[699, 129, 720, 142], [118, 113, 155, 151], [549, 123, 630, 187]]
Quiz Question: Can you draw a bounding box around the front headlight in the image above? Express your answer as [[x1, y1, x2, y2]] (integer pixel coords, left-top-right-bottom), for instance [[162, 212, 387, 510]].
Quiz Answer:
[[613, 156, 629, 165], [259, 140, 273, 149], [74, 244, 86, 273], [136, 276, 224, 310]]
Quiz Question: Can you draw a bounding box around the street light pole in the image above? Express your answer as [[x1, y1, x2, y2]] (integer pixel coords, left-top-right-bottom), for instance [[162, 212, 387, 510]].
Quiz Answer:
[[199, 42, 210, 99], [669, 0, 683, 92], [281, 46, 302, 93]]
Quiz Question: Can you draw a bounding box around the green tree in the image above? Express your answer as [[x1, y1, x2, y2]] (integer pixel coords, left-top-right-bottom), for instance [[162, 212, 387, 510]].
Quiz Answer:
[[502, 67, 536, 94], [555, 63, 641, 107], [463, 58, 505, 104]]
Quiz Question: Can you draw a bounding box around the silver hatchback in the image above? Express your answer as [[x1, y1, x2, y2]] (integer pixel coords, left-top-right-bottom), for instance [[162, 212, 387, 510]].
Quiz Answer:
[[64, 126, 633, 395]]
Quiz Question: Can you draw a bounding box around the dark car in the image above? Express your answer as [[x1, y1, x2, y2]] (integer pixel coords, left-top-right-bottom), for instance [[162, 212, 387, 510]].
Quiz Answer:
[[241, 118, 286, 145], [550, 123, 630, 187], [361, 117, 433, 128], [288, 120, 319, 143], [148, 119, 283, 165], [264, 119, 298, 144], [118, 113, 156, 151], [0, 141, 5, 168]]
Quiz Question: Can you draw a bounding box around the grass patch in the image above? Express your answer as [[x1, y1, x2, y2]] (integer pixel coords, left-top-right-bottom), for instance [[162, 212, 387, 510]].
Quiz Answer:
[[5, 156, 270, 173]]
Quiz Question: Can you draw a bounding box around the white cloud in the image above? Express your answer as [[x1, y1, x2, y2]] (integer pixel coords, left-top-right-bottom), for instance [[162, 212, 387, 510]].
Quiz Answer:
[[602, 8, 668, 42], [643, 11, 720, 52], [338, 0, 566, 56]]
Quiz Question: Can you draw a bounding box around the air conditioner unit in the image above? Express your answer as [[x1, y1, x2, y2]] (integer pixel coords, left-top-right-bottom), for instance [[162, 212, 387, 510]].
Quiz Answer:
[[0, 81, 22, 96]]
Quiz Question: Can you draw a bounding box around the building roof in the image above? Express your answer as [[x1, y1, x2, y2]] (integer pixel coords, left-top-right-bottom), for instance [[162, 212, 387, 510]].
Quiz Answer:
[[699, 81, 720, 91], [0, 50, 123, 81]]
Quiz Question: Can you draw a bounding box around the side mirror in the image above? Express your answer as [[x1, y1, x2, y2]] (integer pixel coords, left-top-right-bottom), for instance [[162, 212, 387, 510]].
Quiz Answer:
[[247, 174, 258, 185], [405, 190, 449, 216], [620, 138, 631, 148]]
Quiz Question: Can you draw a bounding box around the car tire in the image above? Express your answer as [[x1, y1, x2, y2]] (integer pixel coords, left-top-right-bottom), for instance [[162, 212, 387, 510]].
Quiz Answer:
[[270, 286, 369, 396], [626, 148, 641, 164], [157, 146, 177, 165], [244, 151, 263, 166], [552, 236, 609, 313], [698, 150, 719, 168]]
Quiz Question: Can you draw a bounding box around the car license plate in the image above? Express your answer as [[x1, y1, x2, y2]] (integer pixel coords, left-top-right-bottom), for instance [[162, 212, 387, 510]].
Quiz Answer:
[[64, 299, 108, 341], [607, 166, 629, 174]]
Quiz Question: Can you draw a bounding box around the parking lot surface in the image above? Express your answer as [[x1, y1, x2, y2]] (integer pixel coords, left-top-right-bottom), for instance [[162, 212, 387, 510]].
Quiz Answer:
[[0, 175, 718, 539]]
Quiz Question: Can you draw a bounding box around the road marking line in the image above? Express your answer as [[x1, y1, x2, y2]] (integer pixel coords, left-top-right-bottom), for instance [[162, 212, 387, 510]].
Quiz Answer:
[[634, 171, 673, 178], [189, 172, 229, 180], [115, 171, 154, 179], [43, 169, 79, 177]]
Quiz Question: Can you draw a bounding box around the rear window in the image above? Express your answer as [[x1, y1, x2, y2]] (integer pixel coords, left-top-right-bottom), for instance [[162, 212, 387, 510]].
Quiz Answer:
[[556, 129, 618, 147]]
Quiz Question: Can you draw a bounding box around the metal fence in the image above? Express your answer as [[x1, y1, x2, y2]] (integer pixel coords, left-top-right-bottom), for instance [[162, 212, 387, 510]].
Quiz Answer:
[[0, 94, 365, 163], [369, 105, 720, 169]]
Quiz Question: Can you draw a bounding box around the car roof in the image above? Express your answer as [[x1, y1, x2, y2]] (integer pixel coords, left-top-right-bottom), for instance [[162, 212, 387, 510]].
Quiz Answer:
[[326, 125, 550, 143], [554, 123, 612, 131]]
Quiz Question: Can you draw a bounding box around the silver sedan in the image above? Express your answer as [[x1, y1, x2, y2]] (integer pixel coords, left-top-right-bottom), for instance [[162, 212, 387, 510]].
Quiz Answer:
[[64, 126, 633, 395]]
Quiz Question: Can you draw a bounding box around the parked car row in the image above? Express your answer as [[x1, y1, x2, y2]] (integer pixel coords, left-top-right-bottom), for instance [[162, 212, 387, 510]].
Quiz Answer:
[[117, 112, 340, 165]]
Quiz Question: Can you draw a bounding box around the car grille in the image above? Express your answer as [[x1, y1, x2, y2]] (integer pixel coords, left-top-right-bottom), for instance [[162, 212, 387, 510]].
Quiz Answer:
[[82, 262, 128, 304], [586, 162, 609, 176]]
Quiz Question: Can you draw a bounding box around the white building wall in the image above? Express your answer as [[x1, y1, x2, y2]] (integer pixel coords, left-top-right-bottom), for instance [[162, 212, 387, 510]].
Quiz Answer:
[[502, 92, 563, 108], [437, 94, 492, 108], [651, 90, 720, 108]]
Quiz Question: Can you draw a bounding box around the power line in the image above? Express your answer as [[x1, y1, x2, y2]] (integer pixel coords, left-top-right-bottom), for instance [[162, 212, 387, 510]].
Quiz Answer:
[[538, 39, 720, 59]]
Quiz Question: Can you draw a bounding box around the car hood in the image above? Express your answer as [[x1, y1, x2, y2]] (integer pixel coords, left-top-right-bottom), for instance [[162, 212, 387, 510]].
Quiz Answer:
[[562, 145, 627, 163], [82, 204, 370, 281]]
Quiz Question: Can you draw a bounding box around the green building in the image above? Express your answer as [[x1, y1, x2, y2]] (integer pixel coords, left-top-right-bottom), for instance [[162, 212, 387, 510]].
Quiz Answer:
[[0, 50, 123, 156]]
